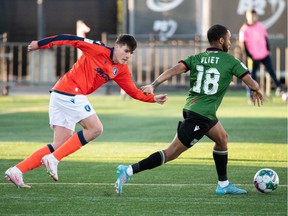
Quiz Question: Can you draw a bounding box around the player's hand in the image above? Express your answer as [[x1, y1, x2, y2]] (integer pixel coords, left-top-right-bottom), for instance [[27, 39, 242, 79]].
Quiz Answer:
[[27, 41, 39, 52], [251, 90, 264, 107], [154, 94, 168, 105], [141, 84, 154, 94]]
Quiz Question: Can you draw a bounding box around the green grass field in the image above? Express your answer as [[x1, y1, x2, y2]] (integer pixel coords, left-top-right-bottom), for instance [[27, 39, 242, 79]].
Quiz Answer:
[[0, 90, 287, 216]]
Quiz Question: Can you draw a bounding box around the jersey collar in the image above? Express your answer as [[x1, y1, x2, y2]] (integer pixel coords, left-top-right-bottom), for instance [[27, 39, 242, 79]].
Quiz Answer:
[[206, 47, 223, 52], [109, 47, 114, 60]]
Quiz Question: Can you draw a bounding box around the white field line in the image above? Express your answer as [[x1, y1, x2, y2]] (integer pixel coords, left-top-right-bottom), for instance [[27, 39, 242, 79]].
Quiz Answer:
[[0, 182, 287, 187]]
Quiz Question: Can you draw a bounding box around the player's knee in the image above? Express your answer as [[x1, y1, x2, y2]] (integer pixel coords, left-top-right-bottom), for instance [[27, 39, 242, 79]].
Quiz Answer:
[[85, 125, 103, 141], [220, 133, 228, 146], [164, 143, 187, 162], [215, 132, 228, 150], [91, 126, 103, 139]]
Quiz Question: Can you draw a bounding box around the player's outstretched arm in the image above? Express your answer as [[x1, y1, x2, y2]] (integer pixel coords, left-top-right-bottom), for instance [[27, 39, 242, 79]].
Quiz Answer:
[[141, 62, 186, 94]]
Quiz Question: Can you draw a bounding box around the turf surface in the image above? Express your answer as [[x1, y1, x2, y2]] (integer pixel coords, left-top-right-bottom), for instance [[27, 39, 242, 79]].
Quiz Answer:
[[0, 90, 287, 215]]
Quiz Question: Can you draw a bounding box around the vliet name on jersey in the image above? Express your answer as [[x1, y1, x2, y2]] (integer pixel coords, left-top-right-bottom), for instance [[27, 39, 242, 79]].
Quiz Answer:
[[201, 56, 220, 64]]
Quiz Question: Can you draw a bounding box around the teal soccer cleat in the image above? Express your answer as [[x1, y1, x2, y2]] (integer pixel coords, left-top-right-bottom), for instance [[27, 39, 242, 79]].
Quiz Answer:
[[115, 165, 130, 195], [216, 183, 247, 195]]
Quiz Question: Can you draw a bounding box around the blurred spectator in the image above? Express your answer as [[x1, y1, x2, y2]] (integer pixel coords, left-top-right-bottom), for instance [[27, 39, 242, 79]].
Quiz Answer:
[[239, 9, 283, 98]]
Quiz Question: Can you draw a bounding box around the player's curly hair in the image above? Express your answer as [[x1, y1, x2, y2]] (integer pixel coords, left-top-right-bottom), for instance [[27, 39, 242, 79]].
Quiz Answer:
[[116, 34, 137, 52], [207, 24, 228, 43]]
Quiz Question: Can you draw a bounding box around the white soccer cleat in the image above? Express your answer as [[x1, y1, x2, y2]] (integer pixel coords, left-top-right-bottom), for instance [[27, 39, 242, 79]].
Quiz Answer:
[[41, 154, 59, 181], [4, 167, 31, 189]]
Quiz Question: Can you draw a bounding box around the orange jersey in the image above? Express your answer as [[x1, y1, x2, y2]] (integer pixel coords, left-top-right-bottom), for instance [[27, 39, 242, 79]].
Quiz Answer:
[[38, 34, 155, 103]]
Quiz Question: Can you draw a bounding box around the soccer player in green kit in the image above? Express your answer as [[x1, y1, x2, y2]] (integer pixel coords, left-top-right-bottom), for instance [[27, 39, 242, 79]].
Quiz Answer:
[[115, 24, 264, 195]]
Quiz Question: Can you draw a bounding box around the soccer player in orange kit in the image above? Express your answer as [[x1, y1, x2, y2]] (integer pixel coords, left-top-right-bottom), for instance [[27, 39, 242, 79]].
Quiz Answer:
[[5, 34, 167, 188]]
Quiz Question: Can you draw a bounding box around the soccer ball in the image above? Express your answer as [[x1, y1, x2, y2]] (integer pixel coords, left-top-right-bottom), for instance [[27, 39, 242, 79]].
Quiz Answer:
[[253, 168, 279, 193]]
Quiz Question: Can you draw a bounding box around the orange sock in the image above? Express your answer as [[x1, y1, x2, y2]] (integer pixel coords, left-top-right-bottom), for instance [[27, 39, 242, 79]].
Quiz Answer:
[[16, 144, 54, 174], [53, 131, 87, 161]]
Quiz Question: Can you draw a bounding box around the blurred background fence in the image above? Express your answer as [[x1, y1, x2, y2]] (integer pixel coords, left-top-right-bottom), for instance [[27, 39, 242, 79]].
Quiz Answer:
[[0, 33, 287, 96]]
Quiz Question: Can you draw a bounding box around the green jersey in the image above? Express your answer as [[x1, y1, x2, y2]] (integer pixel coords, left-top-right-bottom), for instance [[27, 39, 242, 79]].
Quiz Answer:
[[181, 48, 249, 120]]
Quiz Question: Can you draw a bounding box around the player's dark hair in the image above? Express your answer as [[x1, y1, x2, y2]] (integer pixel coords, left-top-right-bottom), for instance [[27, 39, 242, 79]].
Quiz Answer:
[[207, 24, 228, 43], [116, 34, 137, 52], [246, 9, 257, 16]]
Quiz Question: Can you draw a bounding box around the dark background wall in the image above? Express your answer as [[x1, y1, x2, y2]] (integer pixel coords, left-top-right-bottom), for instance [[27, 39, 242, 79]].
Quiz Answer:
[[210, 0, 287, 43], [0, 0, 117, 42]]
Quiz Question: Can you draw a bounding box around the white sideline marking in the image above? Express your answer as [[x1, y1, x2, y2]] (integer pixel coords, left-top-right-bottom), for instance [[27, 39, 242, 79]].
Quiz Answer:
[[0, 182, 287, 187]]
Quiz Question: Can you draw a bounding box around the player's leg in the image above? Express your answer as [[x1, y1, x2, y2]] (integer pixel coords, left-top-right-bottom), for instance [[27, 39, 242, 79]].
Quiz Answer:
[[206, 122, 246, 194], [4, 104, 69, 188], [126, 114, 205, 174], [115, 114, 204, 194], [41, 125, 73, 181], [42, 113, 103, 181], [51, 113, 103, 161], [4, 143, 55, 188], [115, 134, 188, 194], [206, 121, 228, 182], [42, 93, 103, 181], [16, 125, 72, 174], [52, 125, 74, 150], [261, 56, 282, 95], [15, 144, 56, 173], [131, 134, 188, 173], [251, 60, 260, 81]]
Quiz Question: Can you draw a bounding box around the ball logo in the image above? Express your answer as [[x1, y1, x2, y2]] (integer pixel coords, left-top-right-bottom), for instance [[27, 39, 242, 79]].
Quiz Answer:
[[84, 105, 91, 112], [237, 0, 286, 29]]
